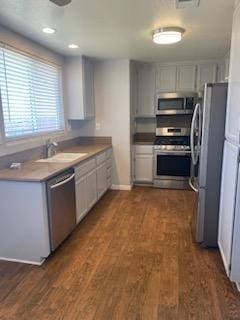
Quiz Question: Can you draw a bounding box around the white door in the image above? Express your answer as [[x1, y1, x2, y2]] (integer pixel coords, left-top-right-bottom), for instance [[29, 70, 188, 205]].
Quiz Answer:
[[176, 65, 196, 92], [137, 64, 155, 116], [86, 168, 98, 210], [230, 163, 240, 283], [97, 162, 107, 199], [225, 3, 240, 144], [156, 66, 176, 92], [75, 175, 88, 223], [83, 58, 95, 119], [135, 154, 153, 182], [218, 141, 239, 276]]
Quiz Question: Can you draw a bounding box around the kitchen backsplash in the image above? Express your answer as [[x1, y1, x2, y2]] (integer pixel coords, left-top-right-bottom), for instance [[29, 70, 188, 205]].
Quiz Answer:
[[0, 136, 111, 170]]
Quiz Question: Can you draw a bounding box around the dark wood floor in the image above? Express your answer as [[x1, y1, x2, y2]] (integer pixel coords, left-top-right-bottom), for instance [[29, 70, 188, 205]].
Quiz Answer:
[[1, 187, 240, 320]]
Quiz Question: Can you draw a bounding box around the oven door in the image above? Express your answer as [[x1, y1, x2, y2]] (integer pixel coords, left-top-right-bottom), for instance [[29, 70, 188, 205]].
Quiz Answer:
[[154, 151, 191, 189]]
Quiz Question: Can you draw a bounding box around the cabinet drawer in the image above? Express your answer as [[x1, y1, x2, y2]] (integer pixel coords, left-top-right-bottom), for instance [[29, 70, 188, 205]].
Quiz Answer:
[[106, 148, 112, 159], [75, 158, 96, 178], [106, 158, 112, 169], [96, 152, 106, 165], [135, 145, 153, 154]]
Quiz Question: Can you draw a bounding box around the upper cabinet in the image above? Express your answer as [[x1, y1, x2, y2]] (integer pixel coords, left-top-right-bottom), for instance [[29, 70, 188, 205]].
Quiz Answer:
[[197, 63, 217, 90], [156, 65, 197, 93], [176, 65, 197, 92], [65, 56, 95, 120], [136, 64, 156, 117], [225, 2, 240, 144], [156, 66, 176, 92]]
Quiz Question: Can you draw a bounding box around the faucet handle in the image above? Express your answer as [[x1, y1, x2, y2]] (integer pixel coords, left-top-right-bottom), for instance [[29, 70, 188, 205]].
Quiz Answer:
[[52, 141, 58, 147]]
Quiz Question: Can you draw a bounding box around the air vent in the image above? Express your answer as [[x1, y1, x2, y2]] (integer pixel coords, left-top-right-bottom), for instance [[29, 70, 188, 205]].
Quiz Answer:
[[176, 0, 200, 9]]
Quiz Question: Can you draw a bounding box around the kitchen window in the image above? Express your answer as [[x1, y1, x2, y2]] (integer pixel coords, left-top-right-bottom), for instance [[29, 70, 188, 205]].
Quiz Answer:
[[0, 46, 64, 140]]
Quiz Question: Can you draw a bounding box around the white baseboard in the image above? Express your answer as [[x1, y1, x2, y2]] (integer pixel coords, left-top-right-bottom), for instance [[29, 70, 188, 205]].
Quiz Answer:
[[236, 282, 240, 292], [0, 256, 45, 266], [218, 242, 230, 277], [111, 184, 133, 191]]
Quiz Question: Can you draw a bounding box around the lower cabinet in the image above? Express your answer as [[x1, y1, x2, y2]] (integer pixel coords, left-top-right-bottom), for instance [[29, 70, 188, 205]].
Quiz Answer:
[[134, 145, 154, 184], [97, 162, 107, 199], [75, 148, 112, 224], [75, 174, 88, 223], [86, 169, 98, 209], [135, 154, 154, 183]]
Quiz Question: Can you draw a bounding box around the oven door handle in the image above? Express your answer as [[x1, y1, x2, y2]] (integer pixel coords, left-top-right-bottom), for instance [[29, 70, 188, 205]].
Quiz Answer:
[[155, 151, 191, 156]]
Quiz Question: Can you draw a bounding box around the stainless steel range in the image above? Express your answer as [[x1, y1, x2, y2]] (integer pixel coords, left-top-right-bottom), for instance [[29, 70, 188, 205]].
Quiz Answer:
[[154, 127, 191, 189]]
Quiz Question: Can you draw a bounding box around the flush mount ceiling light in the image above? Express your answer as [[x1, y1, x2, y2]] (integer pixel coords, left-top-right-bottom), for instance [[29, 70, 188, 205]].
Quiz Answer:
[[68, 44, 79, 49], [42, 27, 56, 34], [152, 27, 185, 45], [50, 0, 72, 6]]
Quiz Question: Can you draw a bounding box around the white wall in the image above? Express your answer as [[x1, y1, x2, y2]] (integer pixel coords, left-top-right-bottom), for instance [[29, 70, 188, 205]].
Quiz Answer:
[[0, 25, 85, 157], [94, 59, 131, 189]]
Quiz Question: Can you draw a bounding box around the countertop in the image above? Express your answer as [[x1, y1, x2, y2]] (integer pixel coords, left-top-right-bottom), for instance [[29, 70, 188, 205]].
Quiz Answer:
[[0, 144, 112, 182]]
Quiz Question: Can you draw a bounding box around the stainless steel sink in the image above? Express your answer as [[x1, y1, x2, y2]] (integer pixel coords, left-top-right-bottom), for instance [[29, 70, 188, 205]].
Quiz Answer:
[[36, 153, 87, 163]]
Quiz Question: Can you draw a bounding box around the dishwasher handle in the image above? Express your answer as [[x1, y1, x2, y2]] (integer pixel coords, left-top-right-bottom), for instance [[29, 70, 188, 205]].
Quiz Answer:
[[50, 173, 75, 189]]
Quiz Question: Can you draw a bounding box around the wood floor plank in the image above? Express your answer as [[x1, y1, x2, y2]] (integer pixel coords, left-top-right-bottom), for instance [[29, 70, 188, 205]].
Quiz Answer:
[[0, 187, 240, 320]]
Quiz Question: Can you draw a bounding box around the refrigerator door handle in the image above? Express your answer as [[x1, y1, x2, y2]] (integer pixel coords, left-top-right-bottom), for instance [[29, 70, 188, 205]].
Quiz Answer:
[[190, 103, 200, 165], [189, 176, 198, 193]]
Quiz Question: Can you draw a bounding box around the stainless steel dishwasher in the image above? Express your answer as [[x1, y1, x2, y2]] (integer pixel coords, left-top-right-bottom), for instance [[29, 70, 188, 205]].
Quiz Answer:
[[47, 169, 76, 251]]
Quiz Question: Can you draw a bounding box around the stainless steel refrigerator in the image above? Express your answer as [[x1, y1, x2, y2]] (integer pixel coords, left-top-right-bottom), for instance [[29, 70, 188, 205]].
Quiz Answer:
[[189, 83, 228, 247]]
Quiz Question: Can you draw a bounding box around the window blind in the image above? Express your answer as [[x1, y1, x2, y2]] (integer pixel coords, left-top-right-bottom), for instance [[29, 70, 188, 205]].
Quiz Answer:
[[0, 46, 64, 138]]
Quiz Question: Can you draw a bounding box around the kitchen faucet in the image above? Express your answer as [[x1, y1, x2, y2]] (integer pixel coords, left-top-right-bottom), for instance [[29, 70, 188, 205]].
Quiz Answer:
[[46, 139, 58, 158]]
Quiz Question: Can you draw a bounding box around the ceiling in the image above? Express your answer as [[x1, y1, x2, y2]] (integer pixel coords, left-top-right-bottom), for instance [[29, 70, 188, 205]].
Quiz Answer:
[[0, 0, 235, 62]]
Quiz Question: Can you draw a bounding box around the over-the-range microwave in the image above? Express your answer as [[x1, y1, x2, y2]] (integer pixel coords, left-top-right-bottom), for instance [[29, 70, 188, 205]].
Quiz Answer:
[[156, 92, 198, 115]]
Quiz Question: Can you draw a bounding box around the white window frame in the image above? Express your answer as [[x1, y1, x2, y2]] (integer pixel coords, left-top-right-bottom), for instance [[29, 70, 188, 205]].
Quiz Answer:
[[0, 44, 66, 145]]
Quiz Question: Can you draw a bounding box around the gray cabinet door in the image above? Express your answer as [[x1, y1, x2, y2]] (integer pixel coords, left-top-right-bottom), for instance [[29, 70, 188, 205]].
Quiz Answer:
[[97, 162, 107, 199], [197, 63, 217, 90], [83, 58, 95, 119], [137, 64, 155, 116], [86, 168, 98, 210], [156, 66, 176, 92], [135, 154, 153, 182], [66, 56, 95, 120], [76, 175, 88, 223], [176, 65, 197, 91]]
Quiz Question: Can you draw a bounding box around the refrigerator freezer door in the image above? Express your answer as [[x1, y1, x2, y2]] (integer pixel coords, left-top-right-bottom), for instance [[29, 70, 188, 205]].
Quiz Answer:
[[218, 141, 239, 276]]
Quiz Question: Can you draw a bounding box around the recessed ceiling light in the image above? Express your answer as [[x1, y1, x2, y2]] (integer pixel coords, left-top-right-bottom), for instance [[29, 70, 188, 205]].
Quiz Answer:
[[68, 44, 79, 49], [152, 27, 185, 45], [42, 27, 56, 34]]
